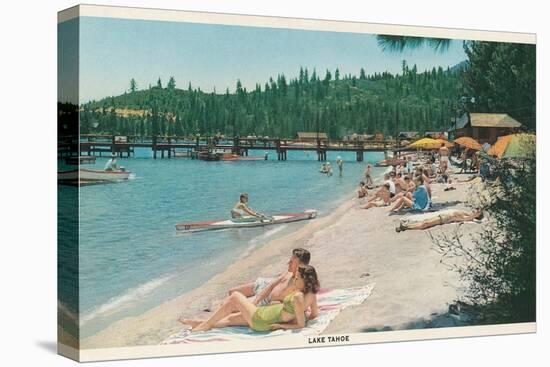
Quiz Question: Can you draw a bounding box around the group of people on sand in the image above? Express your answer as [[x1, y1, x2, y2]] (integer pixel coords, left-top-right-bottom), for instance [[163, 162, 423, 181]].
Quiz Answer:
[[179, 248, 320, 333], [356, 142, 484, 232], [360, 168, 431, 212]]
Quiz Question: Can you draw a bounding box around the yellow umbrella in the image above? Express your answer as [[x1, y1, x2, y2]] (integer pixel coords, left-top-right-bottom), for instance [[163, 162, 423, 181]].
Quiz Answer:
[[487, 135, 514, 158], [454, 136, 482, 151], [408, 138, 440, 150]]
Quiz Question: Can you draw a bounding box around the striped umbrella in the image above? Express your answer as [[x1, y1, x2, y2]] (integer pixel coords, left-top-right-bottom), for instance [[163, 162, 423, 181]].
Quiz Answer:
[[454, 136, 482, 151], [501, 133, 536, 159]]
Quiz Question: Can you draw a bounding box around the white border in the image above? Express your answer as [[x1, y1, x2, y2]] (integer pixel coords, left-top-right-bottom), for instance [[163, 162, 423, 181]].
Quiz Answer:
[[58, 4, 535, 44]]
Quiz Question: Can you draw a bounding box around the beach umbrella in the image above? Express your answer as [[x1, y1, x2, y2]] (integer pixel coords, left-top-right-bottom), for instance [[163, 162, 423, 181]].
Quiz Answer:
[[408, 137, 440, 150], [501, 133, 536, 159], [487, 135, 514, 158], [454, 136, 482, 151], [435, 139, 454, 148]]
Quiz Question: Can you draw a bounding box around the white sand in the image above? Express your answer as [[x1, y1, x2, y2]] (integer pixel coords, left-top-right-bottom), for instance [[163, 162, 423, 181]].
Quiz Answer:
[[82, 175, 481, 348]]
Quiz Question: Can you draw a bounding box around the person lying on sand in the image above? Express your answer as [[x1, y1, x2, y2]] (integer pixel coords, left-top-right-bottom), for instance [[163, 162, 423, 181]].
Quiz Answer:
[[184, 265, 320, 332], [390, 176, 430, 212], [227, 248, 311, 306], [362, 183, 391, 209], [179, 248, 312, 328], [395, 208, 483, 232]]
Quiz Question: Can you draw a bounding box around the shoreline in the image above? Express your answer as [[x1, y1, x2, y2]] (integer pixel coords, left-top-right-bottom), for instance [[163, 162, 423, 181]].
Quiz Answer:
[[82, 190, 358, 348], [81, 169, 481, 349]]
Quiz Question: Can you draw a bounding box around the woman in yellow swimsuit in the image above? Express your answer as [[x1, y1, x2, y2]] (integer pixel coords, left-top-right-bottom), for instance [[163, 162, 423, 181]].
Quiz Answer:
[[189, 265, 320, 332]]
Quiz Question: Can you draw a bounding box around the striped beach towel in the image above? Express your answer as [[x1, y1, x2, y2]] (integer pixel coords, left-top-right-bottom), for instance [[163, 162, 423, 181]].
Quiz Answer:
[[161, 284, 374, 345]]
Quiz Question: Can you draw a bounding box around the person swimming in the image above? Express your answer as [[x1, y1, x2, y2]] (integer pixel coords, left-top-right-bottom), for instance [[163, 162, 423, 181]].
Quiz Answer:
[[231, 193, 266, 220]]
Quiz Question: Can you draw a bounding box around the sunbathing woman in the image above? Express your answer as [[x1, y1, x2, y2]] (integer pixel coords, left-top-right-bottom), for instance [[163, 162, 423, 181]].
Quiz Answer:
[[390, 176, 430, 212], [395, 208, 483, 232], [185, 265, 320, 332], [362, 183, 391, 209]]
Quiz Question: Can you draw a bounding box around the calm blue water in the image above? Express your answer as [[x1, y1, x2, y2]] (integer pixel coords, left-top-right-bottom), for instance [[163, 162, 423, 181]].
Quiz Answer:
[[58, 149, 384, 337]]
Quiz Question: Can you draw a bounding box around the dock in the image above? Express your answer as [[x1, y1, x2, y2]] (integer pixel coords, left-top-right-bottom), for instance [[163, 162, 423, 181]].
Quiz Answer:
[[60, 134, 403, 161]]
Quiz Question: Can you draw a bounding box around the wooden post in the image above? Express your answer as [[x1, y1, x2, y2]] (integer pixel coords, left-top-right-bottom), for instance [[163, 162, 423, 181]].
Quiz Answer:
[[168, 137, 172, 158], [153, 135, 157, 159]]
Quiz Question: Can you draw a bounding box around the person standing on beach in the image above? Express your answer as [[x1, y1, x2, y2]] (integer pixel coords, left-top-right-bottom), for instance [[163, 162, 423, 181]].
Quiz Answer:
[[364, 164, 374, 187], [405, 156, 413, 178], [336, 156, 343, 177], [439, 142, 449, 171]]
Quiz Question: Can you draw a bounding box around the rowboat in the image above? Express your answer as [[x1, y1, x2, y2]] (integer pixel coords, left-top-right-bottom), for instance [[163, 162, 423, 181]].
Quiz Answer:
[[58, 168, 131, 183], [175, 209, 317, 233]]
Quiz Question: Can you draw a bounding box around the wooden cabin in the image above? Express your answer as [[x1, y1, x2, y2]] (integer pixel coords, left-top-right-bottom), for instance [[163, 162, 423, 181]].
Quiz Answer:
[[296, 132, 328, 142], [449, 113, 522, 145]]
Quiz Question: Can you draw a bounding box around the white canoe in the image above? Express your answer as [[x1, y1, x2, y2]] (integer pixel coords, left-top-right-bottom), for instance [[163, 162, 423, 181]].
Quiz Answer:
[[175, 209, 317, 233], [58, 169, 131, 182]]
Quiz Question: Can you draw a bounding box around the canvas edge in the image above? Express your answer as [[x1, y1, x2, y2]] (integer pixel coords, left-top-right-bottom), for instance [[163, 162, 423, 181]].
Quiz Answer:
[[57, 3, 535, 44], [55, 2, 537, 362], [76, 322, 535, 362]]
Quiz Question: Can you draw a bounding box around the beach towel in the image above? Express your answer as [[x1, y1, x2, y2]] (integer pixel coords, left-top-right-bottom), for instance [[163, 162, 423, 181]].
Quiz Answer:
[[160, 285, 374, 345]]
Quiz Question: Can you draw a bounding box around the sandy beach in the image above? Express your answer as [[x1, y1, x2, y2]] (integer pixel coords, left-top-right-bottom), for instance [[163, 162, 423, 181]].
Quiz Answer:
[[81, 171, 483, 349]]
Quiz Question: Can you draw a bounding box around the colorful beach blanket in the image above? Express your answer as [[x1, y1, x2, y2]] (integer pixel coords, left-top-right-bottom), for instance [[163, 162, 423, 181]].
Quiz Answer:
[[161, 284, 374, 345]]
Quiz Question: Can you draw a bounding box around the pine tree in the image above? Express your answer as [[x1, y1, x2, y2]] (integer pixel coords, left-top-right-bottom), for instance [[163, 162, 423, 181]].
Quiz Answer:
[[130, 78, 138, 93]]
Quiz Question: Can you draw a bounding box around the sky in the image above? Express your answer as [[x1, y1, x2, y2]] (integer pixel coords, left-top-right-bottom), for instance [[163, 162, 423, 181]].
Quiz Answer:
[[59, 16, 468, 103]]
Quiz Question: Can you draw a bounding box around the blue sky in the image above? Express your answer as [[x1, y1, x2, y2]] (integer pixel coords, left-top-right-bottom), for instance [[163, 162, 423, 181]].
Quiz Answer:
[[60, 16, 468, 103]]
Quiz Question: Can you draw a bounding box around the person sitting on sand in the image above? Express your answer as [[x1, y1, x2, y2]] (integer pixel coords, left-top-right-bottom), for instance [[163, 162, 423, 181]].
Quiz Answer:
[[395, 208, 483, 232], [362, 183, 391, 209], [390, 176, 431, 212], [384, 173, 396, 199], [357, 181, 368, 198], [390, 175, 415, 202], [231, 193, 266, 220], [184, 265, 320, 332], [393, 172, 408, 194]]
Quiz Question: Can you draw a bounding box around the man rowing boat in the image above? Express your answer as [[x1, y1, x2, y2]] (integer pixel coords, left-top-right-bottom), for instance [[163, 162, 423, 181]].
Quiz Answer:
[[231, 193, 270, 222]]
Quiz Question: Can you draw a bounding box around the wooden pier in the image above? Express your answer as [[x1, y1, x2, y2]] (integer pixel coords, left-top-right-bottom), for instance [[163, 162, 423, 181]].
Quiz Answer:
[[68, 134, 399, 161]]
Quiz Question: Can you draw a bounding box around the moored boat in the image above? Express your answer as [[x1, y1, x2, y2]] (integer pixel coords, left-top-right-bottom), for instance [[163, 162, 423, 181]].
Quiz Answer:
[[175, 209, 317, 233], [58, 168, 131, 184]]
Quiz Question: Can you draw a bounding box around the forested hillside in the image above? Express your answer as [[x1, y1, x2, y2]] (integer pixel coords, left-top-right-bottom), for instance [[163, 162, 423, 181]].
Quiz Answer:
[[81, 62, 465, 139]]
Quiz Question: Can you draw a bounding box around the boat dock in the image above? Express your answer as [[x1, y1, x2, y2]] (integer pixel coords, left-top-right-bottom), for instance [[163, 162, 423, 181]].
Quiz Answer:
[[62, 134, 402, 161]]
